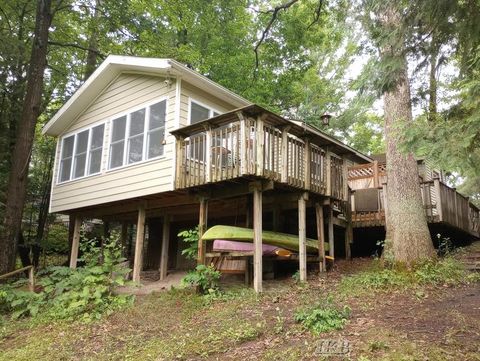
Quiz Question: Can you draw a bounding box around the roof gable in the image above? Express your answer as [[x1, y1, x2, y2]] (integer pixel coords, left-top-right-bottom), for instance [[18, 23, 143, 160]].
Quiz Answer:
[[43, 56, 251, 136]]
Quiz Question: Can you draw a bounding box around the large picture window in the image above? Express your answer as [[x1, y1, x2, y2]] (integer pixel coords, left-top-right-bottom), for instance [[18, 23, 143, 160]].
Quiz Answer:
[[58, 123, 105, 183], [108, 99, 166, 169]]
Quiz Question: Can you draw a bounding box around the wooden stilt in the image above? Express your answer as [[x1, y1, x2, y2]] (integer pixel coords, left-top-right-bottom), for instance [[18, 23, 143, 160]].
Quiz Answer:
[[159, 215, 170, 280], [197, 198, 208, 265], [315, 202, 326, 272], [253, 185, 263, 293], [69, 216, 82, 269], [345, 222, 352, 260], [132, 204, 146, 283], [328, 204, 334, 259], [298, 192, 308, 282]]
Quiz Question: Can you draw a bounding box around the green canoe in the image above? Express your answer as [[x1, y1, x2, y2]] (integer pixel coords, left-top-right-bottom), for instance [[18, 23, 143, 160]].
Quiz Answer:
[[201, 225, 329, 254]]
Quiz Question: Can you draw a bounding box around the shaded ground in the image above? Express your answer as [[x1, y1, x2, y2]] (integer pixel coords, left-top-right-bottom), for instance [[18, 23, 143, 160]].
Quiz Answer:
[[1, 254, 479, 361]]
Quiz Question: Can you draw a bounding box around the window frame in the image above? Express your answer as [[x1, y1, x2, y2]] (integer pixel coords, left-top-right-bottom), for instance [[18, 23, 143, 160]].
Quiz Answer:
[[57, 122, 106, 184], [107, 97, 168, 172], [188, 98, 221, 125]]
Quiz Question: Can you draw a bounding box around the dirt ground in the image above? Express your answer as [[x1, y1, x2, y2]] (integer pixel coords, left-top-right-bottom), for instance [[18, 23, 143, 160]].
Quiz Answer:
[[1, 256, 479, 361]]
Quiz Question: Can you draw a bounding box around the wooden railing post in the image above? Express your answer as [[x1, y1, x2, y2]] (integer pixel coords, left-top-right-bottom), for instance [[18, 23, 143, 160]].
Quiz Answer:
[[434, 179, 443, 222], [281, 127, 290, 183], [304, 138, 311, 190], [325, 150, 332, 196], [255, 116, 265, 176], [204, 126, 212, 183], [237, 112, 248, 175], [373, 160, 379, 188], [174, 135, 185, 189]]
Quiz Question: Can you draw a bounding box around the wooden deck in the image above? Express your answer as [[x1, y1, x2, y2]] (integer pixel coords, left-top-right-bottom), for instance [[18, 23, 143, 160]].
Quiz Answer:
[[348, 162, 480, 237], [171, 107, 362, 201]]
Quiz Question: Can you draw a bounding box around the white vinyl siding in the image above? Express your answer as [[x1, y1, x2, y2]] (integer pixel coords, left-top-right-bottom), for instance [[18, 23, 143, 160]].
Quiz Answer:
[[51, 74, 176, 213], [50, 75, 239, 213]]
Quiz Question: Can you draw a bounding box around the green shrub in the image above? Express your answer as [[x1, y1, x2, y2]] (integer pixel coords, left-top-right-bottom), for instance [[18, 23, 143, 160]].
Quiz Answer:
[[294, 301, 350, 334], [0, 232, 134, 322], [182, 264, 221, 294], [178, 227, 199, 260]]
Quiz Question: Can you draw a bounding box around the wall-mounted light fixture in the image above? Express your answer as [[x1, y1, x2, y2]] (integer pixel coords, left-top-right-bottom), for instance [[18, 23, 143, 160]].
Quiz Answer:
[[320, 113, 332, 126]]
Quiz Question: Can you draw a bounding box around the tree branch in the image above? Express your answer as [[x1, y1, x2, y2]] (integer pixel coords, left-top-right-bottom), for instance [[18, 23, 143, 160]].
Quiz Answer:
[[253, 0, 300, 71], [47, 41, 106, 59]]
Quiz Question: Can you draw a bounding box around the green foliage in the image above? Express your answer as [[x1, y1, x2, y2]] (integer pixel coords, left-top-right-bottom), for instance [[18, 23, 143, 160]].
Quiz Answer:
[[0, 233, 133, 322], [41, 222, 70, 254], [340, 256, 475, 295], [178, 227, 199, 260], [181, 264, 221, 295], [294, 301, 350, 334]]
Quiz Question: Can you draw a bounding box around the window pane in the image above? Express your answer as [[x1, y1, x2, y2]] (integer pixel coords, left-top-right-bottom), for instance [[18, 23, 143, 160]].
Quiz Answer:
[[74, 153, 86, 178], [91, 124, 104, 149], [61, 136, 74, 159], [148, 128, 164, 159], [75, 130, 89, 154], [128, 135, 144, 164], [59, 158, 72, 182], [89, 149, 102, 174], [112, 116, 126, 142], [130, 109, 145, 136], [190, 102, 209, 124], [149, 101, 166, 129], [109, 141, 124, 169]]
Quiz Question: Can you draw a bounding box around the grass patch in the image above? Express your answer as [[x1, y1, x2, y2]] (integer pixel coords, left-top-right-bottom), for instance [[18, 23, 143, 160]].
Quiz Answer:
[[340, 256, 477, 296], [294, 300, 350, 334]]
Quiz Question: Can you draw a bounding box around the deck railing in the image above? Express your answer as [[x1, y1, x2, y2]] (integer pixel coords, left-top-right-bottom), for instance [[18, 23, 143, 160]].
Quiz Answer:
[[349, 173, 480, 236], [174, 116, 345, 199]]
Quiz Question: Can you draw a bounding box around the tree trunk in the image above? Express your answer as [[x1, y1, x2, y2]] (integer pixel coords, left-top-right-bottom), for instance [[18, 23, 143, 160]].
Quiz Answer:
[[380, 4, 436, 265], [84, 0, 101, 80], [428, 45, 438, 121], [0, 0, 53, 275]]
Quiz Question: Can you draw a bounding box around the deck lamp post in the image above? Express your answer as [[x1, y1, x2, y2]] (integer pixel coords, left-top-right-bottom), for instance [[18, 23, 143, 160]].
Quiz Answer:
[[320, 113, 332, 126]]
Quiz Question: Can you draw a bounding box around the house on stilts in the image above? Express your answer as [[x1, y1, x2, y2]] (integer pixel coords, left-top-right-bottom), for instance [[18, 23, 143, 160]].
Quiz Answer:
[[43, 56, 480, 292]]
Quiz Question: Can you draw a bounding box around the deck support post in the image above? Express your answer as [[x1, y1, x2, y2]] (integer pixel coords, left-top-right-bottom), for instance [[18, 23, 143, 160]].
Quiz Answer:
[[159, 215, 170, 280], [298, 192, 308, 282], [253, 183, 263, 293], [315, 202, 326, 272], [69, 216, 82, 269], [328, 203, 334, 259], [132, 203, 146, 283], [197, 197, 208, 265]]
